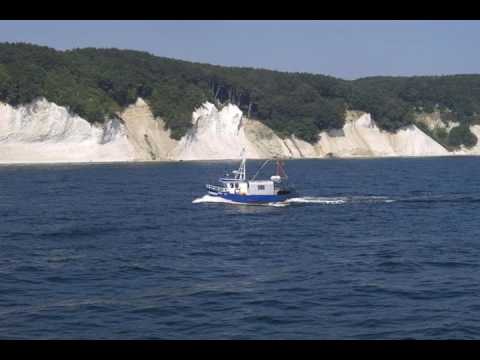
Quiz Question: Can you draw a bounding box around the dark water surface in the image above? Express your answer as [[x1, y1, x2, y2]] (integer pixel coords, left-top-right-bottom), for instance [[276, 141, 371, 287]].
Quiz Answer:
[[1, 157, 480, 339]]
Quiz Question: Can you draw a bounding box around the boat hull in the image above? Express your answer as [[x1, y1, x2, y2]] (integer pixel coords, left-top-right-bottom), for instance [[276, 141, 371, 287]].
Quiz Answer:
[[208, 192, 293, 204]]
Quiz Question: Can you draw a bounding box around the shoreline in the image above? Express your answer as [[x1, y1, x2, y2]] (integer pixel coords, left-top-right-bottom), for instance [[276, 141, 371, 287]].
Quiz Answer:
[[0, 153, 478, 166]]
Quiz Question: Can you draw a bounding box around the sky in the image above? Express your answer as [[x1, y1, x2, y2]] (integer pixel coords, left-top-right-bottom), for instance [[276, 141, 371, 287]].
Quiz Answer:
[[0, 20, 479, 80]]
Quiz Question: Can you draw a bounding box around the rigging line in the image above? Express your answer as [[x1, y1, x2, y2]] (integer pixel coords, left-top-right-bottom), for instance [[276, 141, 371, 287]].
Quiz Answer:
[[251, 159, 271, 181]]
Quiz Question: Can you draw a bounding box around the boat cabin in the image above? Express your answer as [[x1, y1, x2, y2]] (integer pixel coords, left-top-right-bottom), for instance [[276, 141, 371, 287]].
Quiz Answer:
[[219, 178, 275, 196]]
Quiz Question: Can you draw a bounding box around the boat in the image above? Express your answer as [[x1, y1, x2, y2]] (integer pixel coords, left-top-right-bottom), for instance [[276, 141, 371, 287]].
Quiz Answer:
[[205, 150, 296, 204]]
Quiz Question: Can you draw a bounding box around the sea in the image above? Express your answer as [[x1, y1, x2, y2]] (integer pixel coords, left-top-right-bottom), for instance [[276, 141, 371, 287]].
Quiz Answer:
[[1, 156, 480, 339]]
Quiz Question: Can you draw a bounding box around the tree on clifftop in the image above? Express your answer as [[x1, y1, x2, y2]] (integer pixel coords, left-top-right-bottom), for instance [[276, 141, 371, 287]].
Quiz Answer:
[[448, 125, 478, 149]]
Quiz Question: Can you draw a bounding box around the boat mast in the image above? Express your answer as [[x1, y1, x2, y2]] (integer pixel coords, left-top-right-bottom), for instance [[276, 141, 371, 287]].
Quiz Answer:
[[237, 148, 246, 181], [276, 158, 287, 179]]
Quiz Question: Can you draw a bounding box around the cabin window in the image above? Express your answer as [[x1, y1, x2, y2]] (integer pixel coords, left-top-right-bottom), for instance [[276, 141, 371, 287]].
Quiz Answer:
[[258, 185, 265, 190], [235, 183, 239, 189], [229, 183, 234, 188]]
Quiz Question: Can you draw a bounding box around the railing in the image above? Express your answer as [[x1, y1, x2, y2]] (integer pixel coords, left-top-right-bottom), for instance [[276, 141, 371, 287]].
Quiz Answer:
[[206, 184, 226, 193]]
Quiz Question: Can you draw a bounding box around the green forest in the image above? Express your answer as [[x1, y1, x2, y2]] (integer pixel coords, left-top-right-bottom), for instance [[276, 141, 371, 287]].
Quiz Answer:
[[1, 42, 479, 146]]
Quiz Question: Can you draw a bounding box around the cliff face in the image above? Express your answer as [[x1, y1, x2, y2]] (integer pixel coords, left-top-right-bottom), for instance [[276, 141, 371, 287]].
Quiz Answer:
[[314, 112, 448, 157], [172, 102, 252, 160], [165, 104, 448, 160], [170, 102, 302, 160], [0, 98, 456, 164], [414, 111, 480, 155], [415, 111, 459, 132], [117, 98, 177, 161], [0, 99, 135, 163]]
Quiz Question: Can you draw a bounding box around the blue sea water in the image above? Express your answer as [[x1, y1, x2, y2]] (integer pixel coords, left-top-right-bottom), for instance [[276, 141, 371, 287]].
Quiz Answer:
[[1, 157, 480, 339]]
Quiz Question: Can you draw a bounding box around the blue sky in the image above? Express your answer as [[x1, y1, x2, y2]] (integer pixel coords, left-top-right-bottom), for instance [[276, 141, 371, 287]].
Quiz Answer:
[[0, 20, 479, 79]]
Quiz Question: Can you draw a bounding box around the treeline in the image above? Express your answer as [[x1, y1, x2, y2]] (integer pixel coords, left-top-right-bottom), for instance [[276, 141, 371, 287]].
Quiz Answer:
[[0, 43, 479, 145]]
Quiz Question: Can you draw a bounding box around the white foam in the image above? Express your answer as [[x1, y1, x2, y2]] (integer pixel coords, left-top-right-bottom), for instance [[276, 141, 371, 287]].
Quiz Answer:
[[349, 196, 395, 203], [192, 194, 237, 204], [286, 197, 347, 204], [286, 196, 395, 205], [192, 194, 291, 207], [266, 201, 290, 207], [192, 194, 396, 206]]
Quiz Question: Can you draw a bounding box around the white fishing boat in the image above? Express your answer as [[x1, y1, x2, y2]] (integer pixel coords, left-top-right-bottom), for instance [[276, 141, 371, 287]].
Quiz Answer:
[[205, 150, 296, 204]]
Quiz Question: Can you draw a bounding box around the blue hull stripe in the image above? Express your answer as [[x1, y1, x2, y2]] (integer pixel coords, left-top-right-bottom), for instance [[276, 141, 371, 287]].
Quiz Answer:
[[211, 193, 292, 203]]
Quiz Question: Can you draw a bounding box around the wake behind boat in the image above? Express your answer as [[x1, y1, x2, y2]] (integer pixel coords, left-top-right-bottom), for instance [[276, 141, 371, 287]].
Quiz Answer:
[[204, 150, 296, 204]]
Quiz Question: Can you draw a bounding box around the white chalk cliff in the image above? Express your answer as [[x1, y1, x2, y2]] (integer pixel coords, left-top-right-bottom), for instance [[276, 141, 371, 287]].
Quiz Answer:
[[172, 102, 292, 160], [415, 111, 480, 155], [0, 97, 456, 163], [0, 99, 135, 163], [313, 111, 449, 157]]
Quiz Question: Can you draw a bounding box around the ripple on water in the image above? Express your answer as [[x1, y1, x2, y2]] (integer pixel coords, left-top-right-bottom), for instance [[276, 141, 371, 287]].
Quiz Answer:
[[2, 158, 480, 339]]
